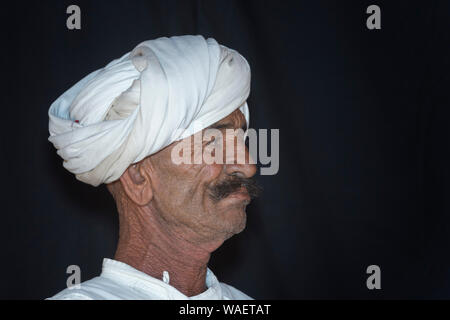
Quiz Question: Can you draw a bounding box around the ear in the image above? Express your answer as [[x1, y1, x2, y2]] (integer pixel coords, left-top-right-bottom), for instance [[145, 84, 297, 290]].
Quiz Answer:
[[119, 162, 153, 206]]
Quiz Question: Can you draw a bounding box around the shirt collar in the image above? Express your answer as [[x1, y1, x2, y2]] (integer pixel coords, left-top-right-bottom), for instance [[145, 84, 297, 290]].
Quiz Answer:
[[100, 258, 223, 299]]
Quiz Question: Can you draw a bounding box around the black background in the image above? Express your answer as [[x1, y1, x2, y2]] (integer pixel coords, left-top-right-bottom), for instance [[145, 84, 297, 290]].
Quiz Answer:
[[2, 0, 449, 299]]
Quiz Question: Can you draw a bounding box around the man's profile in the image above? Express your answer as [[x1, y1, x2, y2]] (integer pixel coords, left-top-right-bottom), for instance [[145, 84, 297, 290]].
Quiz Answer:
[[46, 35, 261, 300]]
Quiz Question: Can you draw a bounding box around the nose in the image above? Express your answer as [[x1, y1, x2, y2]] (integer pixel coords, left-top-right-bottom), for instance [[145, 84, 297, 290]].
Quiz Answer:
[[224, 137, 257, 178]]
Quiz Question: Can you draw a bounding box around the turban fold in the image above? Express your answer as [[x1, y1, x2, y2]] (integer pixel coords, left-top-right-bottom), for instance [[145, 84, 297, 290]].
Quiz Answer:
[[48, 35, 251, 186]]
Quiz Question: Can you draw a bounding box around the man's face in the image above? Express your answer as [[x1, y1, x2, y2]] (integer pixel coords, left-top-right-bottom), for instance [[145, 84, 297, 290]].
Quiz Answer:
[[145, 109, 259, 245]]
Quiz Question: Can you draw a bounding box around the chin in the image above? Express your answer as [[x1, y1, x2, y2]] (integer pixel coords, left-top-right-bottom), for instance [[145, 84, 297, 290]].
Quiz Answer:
[[234, 216, 247, 234], [209, 196, 249, 236], [224, 224, 246, 240], [223, 206, 247, 237]]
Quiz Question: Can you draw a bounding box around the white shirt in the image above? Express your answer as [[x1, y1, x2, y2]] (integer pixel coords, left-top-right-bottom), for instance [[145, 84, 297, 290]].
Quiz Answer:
[[47, 258, 252, 300]]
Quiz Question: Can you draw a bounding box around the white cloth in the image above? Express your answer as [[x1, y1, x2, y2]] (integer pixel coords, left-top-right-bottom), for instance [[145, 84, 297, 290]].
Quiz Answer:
[[48, 35, 250, 186], [47, 258, 252, 300]]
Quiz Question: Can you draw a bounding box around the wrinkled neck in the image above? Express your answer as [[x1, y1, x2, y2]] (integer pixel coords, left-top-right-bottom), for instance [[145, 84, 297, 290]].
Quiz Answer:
[[113, 200, 218, 297]]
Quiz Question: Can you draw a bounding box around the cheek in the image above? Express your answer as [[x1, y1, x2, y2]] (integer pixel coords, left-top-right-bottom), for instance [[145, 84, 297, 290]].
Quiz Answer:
[[161, 163, 222, 201], [153, 145, 224, 205], [200, 164, 224, 206], [202, 163, 223, 186]]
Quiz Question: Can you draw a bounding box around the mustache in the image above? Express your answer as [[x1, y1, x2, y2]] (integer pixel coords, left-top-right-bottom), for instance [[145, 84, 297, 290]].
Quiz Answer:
[[208, 175, 263, 203]]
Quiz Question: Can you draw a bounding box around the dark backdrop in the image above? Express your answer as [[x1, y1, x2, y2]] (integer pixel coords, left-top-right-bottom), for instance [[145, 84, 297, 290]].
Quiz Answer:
[[2, 0, 449, 299]]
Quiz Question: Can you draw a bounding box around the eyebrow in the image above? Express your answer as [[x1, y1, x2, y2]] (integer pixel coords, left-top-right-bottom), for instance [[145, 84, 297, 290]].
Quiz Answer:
[[208, 122, 247, 131]]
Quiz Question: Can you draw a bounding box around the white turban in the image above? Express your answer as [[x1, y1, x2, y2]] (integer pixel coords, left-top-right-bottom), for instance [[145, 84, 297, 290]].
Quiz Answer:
[[48, 35, 250, 186]]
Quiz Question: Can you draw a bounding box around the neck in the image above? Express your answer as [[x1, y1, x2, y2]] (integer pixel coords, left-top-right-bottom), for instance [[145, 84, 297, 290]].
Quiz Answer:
[[113, 201, 221, 297]]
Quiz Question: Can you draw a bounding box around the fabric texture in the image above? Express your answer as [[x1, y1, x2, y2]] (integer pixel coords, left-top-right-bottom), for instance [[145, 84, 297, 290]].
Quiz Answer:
[[47, 258, 253, 300], [48, 35, 250, 186]]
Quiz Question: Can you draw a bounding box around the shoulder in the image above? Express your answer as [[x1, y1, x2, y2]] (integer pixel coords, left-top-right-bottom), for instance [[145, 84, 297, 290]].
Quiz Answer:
[[46, 276, 135, 300], [219, 282, 253, 300]]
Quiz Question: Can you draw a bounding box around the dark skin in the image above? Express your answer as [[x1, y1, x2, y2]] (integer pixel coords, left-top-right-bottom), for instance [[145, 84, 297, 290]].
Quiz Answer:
[[106, 109, 256, 297]]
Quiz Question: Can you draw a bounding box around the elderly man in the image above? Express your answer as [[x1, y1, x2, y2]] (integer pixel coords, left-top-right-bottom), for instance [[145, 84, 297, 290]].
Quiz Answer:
[[47, 35, 260, 300]]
